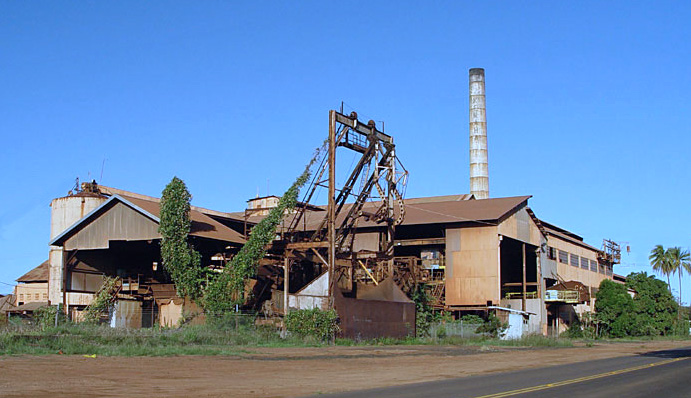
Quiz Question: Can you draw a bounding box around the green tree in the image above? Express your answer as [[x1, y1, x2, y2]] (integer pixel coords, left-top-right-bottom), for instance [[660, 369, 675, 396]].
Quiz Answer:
[[649, 244, 672, 292], [159, 177, 203, 300], [595, 272, 679, 337], [667, 247, 691, 309], [626, 272, 678, 335], [595, 279, 635, 337]]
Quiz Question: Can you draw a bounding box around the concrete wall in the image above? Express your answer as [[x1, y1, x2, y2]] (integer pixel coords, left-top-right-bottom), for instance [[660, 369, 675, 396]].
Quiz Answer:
[[49, 194, 107, 306], [14, 282, 48, 305], [548, 235, 611, 311], [50, 195, 106, 240], [501, 298, 544, 335]]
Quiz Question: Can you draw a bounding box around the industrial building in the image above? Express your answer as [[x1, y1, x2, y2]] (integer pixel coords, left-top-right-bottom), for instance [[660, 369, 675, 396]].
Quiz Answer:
[[30, 68, 622, 337]]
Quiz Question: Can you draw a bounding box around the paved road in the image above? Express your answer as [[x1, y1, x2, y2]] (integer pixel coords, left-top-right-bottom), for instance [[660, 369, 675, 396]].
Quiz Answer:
[[313, 347, 691, 398]]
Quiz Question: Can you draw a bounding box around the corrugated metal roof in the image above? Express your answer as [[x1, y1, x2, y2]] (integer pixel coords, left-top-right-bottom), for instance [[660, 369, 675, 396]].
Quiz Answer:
[[6, 301, 49, 313], [297, 195, 532, 230], [233, 194, 531, 231], [123, 196, 246, 244], [50, 195, 245, 246], [0, 294, 15, 313], [540, 220, 600, 252], [16, 260, 50, 283]]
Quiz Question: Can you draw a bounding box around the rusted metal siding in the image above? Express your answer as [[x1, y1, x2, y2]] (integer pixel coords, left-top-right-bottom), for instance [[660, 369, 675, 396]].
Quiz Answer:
[[445, 226, 500, 306], [64, 202, 160, 250], [334, 294, 415, 339], [352, 232, 379, 253]]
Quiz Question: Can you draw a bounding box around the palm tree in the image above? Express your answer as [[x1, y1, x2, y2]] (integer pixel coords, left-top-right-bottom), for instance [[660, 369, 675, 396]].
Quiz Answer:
[[668, 247, 691, 308], [650, 244, 672, 292]]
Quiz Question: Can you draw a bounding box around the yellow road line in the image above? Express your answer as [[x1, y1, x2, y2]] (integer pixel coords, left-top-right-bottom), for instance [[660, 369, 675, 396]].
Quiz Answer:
[[473, 357, 686, 398]]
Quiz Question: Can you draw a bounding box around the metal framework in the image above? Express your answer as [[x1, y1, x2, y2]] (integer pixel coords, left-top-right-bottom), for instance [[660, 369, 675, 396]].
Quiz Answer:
[[279, 110, 408, 308]]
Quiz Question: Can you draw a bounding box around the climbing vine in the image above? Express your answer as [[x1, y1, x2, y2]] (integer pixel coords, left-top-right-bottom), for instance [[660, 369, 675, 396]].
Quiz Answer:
[[84, 276, 121, 324], [204, 145, 325, 315], [159, 177, 204, 300]]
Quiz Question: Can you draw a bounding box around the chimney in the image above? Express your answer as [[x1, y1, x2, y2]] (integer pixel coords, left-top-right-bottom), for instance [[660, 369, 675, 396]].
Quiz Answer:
[[469, 68, 489, 199]]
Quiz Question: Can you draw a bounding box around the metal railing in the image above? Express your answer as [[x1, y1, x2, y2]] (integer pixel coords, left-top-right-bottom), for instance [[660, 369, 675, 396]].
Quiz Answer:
[[544, 290, 580, 303]]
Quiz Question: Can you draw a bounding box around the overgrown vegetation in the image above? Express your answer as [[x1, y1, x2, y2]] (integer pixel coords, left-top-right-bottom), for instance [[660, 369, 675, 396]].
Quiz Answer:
[[285, 308, 339, 341], [411, 285, 448, 337], [33, 304, 67, 330], [159, 177, 204, 300], [594, 272, 685, 338], [204, 145, 325, 314], [0, 320, 572, 356], [475, 313, 507, 338], [84, 276, 121, 324]]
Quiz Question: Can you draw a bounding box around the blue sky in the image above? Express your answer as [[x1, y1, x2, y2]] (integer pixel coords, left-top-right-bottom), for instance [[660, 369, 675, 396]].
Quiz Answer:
[[1, 2, 690, 299]]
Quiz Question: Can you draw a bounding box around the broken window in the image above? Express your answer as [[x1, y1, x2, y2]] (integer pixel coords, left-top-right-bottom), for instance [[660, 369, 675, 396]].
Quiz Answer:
[[547, 246, 557, 260]]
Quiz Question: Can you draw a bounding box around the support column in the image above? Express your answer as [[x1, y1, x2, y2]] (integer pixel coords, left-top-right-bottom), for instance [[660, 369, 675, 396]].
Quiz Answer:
[[327, 110, 336, 308], [522, 243, 527, 312], [284, 256, 290, 316]]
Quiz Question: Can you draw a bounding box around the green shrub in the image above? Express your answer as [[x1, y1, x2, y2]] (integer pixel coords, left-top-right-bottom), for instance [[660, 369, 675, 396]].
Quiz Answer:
[[459, 314, 484, 324], [33, 305, 67, 330], [475, 313, 507, 337], [596, 272, 679, 337], [285, 308, 339, 341]]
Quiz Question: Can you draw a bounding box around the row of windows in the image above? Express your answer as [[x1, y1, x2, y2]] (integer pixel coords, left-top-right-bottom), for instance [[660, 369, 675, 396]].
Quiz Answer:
[[548, 246, 613, 276], [18, 293, 48, 301]]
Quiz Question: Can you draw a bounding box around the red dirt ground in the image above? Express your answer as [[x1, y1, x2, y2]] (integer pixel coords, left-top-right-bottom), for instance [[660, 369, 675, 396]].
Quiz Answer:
[[0, 340, 688, 397]]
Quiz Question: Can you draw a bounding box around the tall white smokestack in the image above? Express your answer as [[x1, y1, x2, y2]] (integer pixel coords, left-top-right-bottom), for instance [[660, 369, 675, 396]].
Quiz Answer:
[[469, 68, 489, 199]]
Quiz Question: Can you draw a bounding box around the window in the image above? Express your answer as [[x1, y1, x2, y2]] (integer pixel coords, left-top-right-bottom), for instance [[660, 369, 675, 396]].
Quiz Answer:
[[570, 253, 579, 267], [547, 247, 557, 260], [19, 294, 24, 301], [606, 265, 613, 276], [43, 293, 48, 300], [599, 262, 606, 274], [590, 260, 598, 272], [581, 257, 589, 270], [34, 293, 39, 300], [559, 250, 568, 263]]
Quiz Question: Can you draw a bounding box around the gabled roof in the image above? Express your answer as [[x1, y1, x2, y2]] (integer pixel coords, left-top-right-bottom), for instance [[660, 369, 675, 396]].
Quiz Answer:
[[50, 194, 245, 247], [0, 294, 15, 313], [238, 195, 531, 229], [16, 260, 50, 283]]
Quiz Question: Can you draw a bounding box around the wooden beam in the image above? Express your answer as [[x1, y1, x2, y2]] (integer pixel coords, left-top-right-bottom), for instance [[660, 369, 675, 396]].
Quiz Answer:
[[522, 242, 527, 312], [284, 241, 329, 250]]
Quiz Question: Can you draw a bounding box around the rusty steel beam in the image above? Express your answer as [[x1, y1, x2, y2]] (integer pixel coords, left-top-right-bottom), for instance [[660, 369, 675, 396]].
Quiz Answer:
[[328, 110, 336, 308], [394, 238, 446, 246]]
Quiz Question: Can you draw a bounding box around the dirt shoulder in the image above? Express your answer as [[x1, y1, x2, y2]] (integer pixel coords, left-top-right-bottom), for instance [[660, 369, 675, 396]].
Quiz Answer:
[[0, 340, 688, 397]]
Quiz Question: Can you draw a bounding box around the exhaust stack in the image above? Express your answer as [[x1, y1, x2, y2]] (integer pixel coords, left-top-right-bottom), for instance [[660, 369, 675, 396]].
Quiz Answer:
[[469, 68, 489, 199]]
